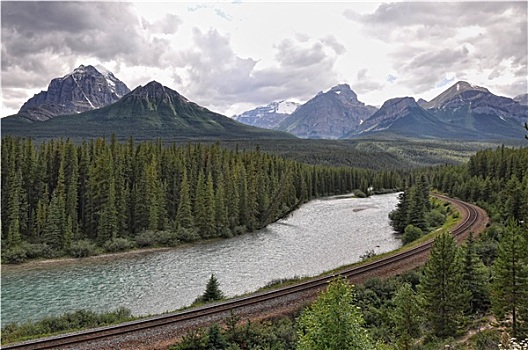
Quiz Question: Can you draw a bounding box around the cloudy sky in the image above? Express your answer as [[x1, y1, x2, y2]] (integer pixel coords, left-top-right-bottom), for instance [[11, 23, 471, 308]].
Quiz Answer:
[[2, 1, 527, 117]]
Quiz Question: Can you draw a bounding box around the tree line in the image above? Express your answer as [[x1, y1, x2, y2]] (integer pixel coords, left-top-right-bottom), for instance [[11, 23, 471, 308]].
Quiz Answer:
[[1, 136, 403, 263]]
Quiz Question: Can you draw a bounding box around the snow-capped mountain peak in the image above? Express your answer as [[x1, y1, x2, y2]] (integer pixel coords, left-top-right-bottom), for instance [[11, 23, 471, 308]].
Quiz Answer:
[[18, 64, 131, 121], [233, 100, 300, 129]]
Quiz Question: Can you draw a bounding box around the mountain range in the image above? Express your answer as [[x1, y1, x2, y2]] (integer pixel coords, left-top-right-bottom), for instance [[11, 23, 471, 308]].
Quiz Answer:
[[2, 66, 294, 141], [3, 65, 528, 141], [274, 84, 378, 139], [237, 82, 528, 140]]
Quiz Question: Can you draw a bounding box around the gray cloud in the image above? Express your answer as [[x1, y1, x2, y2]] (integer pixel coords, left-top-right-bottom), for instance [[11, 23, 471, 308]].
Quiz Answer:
[[2, 2, 146, 62], [346, 2, 527, 94], [352, 68, 383, 95], [1, 1, 185, 114], [1, 2, 180, 84], [178, 30, 344, 113]]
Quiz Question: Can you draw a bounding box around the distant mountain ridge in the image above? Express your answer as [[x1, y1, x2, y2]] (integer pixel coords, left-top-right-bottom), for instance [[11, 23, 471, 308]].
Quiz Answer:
[[233, 100, 299, 129], [355, 81, 528, 140], [232, 80, 527, 141], [18, 65, 130, 121], [276, 84, 378, 139], [354, 96, 470, 139]]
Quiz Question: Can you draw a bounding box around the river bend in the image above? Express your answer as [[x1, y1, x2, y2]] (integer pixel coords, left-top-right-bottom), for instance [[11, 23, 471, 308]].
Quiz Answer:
[[1, 193, 401, 325]]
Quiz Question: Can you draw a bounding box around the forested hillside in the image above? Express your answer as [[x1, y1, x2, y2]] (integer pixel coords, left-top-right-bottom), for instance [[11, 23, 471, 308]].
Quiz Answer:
[[433, 146, 528, 224], [1, 136, 403, 263]]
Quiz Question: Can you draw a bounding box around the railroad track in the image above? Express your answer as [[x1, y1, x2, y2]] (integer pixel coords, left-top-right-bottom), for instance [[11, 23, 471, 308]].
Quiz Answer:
[[3, 194, 486, 350]]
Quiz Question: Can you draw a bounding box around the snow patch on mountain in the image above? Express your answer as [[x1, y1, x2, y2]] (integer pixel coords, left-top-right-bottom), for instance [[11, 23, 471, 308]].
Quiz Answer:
[[234, 100, 300, 129], [276, 101, 299, 114]]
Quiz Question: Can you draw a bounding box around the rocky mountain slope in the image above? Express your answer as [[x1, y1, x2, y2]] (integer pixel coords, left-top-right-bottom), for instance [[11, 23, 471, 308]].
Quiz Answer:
[[353, 81, 528, 140], [276, 84, 378, 139], [3, 81, 295, 141], [17, 65, 130, 121], [354, 97, 471, 139], [233, 100, 299, 128], [423, 81, 528, 124]]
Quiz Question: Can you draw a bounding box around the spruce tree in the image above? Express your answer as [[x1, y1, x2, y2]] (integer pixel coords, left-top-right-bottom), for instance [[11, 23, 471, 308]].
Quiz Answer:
[[462, 232, 490, 314], [214, 172, 229, 237], [146, 158, 161, 231], [392, 283, 421, 350], [7, 168, 23, 248], [193, 170, 207, 237], [44, 160, 67, 250], [389, 191, 408, 233], [407, 186, 427, 232], [203, 172, 216, 238], [491, 221, 528, 338], [418, 232, 469, 338], [196, 274, 225, 303], [98, 178, 118, 244], [175, 169, 193, 229]]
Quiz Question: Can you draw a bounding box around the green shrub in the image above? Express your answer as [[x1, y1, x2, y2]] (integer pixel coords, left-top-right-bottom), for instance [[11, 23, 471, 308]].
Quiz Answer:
[[135, 231, 158, 247], [175, 227, 200, 243], [67, 239, 98, 258], [21, 242, 56, 259], [354, 189, 367, 198], [103, 238, 136, 253], [425, 209, 446, 229], [155, 231, 180, 246], [2, 246, 28, 264], [403, 224, 423, 245], [136, 230, 181, 247], [233, 226, 247, 236]]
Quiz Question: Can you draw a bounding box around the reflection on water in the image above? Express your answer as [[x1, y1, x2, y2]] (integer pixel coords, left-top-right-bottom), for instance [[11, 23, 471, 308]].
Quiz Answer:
[[1, 193, 401, 325]]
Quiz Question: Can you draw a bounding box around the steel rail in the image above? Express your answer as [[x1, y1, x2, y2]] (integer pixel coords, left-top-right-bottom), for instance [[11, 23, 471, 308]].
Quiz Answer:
[[3, 194, 484, 350]]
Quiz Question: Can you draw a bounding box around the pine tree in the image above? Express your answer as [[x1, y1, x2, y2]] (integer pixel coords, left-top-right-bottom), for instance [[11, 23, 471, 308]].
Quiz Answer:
[[245, 160, 259, 231], [418, 232, 470, 338], [214, 172, 229, 237], [202, 171, 216, 238], [63, 140, 79, 240], [7, 168, 24, 248], [98, 176, 118, 244], [43, 159, 67, 250], [297, 277, 375, 350], [392, 283, 421, 350], [462, 232, 490, 314], [145, 157, 161, 231], [389, 191, 409, 233], [491, 221, 528, 338], [176, 168, 193, 229], [407, 186, 427, 232], [196, 274, 225, 303], [194, 170, 207, 237]]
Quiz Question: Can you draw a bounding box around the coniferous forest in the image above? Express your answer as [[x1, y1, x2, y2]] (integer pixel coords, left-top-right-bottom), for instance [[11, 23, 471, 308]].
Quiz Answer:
[[1, 136, 402, 263], [169, 145, 528, 349], [2, 135, 528, 348]]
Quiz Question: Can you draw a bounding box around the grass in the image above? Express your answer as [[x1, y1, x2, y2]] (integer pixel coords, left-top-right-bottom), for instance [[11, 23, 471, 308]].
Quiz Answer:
[[1, 308, 136, 345]]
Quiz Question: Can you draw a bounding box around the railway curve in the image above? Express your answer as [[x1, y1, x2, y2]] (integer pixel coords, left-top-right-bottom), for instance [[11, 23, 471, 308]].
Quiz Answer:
[[3, 194, 488, 350]]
